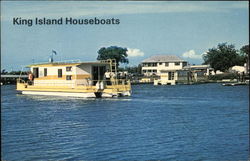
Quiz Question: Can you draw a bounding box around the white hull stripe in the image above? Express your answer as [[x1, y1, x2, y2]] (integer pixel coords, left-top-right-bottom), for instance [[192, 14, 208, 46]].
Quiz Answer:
[[21, 91, 131, 98]]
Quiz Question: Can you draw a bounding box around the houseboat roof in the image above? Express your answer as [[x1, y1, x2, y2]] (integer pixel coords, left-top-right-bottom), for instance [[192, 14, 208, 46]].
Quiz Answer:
[[142, 55, 186, 63], [26, 61, 109, 67]]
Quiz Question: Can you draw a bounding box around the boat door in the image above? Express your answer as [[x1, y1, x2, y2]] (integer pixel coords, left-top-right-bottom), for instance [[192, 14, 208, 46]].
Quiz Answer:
[[92, 66, 106, 85], [33, 67, 39, 78]]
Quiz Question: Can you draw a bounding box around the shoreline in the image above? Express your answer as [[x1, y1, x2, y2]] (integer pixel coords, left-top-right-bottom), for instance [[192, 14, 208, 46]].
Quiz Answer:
[[2, 80, 248, 86]]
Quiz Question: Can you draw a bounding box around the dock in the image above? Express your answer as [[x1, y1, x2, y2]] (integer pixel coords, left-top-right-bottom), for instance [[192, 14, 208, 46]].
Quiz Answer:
[[1, 75, 28, 85], [222, 82, 248, 86]]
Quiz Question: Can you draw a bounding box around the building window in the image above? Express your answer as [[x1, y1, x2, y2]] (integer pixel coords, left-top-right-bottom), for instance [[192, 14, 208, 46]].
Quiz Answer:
[[178, 71, 188, 76], [197, 71, 205, 76], [66, 66, 72, 71], [143, 70, 147, 73], [168, 72, 174, 80], [66, 75, 72, 80], [159, 62, 162, 65], [153, 70, 157, 73], [148, 63, 157, 67], [148, 70, 152, 72], [183, 62, 187, 67], [58, 69, 62, 78], [175, 62, 180, 66], [165, 62, 169, 67], [44, 68, 47, 77]]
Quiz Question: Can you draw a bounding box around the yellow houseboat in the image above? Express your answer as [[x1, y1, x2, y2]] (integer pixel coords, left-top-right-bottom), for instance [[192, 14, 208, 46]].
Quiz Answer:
[[16, 59, 131, 98]]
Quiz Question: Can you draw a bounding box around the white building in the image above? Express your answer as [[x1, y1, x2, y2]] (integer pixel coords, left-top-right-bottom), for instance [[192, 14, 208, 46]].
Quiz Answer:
[[188, 64, 214, 76], [141, 55, 188, 76], [231, 65, 245, 73]]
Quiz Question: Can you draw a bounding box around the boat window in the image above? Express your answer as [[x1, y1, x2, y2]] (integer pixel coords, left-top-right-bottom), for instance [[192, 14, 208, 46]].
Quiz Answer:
[[44, 68, 47, 77], [33, 67, 39, 78], [66, 75, 72, 80], [175, 62, 180, 66], [66, 66, 72, 72], [165, 63, 169, 67], [58, 69, 62, 78]]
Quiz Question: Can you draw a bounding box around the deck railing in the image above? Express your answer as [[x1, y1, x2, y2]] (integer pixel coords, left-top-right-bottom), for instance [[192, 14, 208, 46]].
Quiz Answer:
[[17, 78, 130, 88], [30, 59, 81, 65]]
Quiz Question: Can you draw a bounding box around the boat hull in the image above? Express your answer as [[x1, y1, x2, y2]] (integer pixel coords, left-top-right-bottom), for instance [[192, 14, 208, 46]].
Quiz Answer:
[[16, 81, 131, 98], [21, 90, 131, 98]]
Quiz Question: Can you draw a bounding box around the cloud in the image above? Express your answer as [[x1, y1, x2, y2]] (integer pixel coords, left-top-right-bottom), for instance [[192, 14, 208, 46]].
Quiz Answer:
[[1, 1, 248, 21], [127, 48, 144, 57], [182, 50, 205, 59]]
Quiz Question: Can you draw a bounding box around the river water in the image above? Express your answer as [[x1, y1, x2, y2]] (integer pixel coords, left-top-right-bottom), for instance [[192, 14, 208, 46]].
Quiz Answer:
[[1, 83, 249, 160]]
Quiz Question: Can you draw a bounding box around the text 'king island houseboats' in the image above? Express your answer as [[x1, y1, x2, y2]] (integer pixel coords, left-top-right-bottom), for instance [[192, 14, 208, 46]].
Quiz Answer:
[[16, 59, 132, 98]]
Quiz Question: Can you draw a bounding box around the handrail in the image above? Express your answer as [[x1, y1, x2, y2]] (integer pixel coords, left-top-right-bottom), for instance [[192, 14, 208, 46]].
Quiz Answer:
[[17, 78, 26, 83], [30, 59, 81, 65], [19, 66, 25, 79]]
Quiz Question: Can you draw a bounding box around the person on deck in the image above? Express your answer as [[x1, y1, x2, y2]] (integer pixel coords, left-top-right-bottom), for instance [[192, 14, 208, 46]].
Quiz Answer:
[[28, 72, 34, 85], [104, 69, 111, 85]]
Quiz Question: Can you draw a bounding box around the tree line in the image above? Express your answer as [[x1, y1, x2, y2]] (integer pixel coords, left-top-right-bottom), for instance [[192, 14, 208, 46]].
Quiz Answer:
[[97, 43, 249, 74], [203, 43, 249, 72], [1, 70, 28, 75]]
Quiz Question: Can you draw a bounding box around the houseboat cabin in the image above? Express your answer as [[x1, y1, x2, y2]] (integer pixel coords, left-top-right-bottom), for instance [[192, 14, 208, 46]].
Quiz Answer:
[[17, 59, 131, 98]]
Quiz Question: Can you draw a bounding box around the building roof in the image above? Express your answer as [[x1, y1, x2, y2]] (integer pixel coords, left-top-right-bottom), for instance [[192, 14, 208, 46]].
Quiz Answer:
[[183, 64, 213, 70], [142, 55, 186, 63]]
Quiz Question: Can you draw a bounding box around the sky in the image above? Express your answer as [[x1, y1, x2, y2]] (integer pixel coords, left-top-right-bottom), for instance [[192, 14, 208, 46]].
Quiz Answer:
[[1, 1, 249, 71]]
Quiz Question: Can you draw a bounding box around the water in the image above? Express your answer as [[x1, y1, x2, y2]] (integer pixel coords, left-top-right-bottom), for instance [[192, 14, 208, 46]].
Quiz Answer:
[[1, 83, 249, 160]]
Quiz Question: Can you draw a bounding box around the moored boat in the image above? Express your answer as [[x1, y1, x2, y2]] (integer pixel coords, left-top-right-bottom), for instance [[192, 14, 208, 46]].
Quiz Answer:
[[222, 82, 248, 86]]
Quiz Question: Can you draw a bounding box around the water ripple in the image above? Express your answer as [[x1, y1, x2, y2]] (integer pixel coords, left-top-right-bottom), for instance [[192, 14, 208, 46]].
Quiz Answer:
[[1, 84, 249, 160]]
